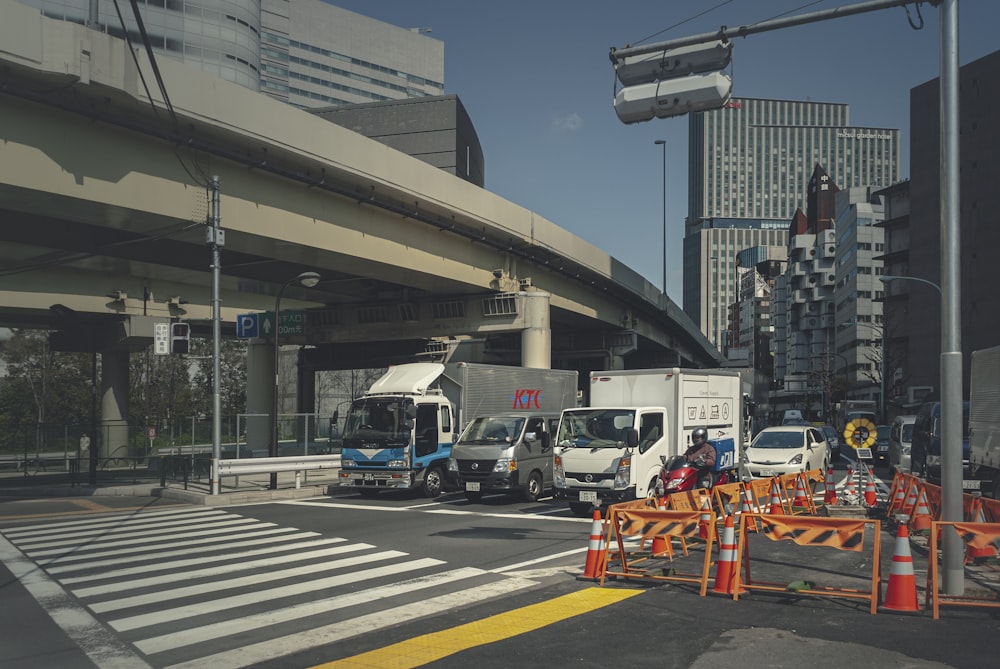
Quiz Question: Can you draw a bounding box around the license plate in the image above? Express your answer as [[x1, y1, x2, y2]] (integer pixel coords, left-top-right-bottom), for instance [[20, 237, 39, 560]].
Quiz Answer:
[[962, 479, 981, 490], [465, 482, 480, 492], [759, 470, 776, 478], [579, 490, 598, 503], [363, 473, 374, 481]]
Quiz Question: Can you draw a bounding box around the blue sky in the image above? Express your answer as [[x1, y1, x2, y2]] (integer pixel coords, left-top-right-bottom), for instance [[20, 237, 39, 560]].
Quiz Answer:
[[329, 1, 998, 305]]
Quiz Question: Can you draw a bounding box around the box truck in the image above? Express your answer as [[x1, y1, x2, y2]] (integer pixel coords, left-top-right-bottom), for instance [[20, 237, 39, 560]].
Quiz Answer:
[[553, 368, 743, 516], [337, 362, 578, 498], [969, 345, 1000, 498]]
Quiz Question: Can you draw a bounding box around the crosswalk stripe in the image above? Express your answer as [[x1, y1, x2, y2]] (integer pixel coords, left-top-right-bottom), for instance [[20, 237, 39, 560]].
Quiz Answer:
[[2, 507, 223, 538], [45, 527, 311, 572], [59, 536, 348, 585], [134, 566, 490, 655], [163, 575, 538, 669], [19, 516, 265, 551], [70, 540, 367, 597], [109, 556, 446, 632]]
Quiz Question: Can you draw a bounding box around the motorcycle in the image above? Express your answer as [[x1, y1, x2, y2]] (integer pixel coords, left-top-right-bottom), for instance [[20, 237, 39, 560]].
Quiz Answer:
[[655, 454, 737, 495]]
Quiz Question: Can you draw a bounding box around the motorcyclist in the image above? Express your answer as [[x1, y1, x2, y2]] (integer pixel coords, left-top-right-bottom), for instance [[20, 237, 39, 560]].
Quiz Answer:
[[684, 427, 716, 486]]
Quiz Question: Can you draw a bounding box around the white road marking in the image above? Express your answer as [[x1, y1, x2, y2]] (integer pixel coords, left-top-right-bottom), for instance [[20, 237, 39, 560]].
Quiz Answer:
[[284, 499, 590, 523]]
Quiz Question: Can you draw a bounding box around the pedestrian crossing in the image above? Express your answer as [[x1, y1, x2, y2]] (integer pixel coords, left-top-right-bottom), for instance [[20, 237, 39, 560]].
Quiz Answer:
[[1, 506, 540, 668]]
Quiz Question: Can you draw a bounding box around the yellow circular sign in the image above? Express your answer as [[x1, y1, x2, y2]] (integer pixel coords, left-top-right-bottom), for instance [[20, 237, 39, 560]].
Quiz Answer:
[[843, 418, 877, 449]]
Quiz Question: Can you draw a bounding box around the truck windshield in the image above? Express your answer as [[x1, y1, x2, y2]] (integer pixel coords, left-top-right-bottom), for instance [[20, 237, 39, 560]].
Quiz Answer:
[[458, 416, 525, 445], [557, 409, 634, 448], [343, 399, 412, 441]]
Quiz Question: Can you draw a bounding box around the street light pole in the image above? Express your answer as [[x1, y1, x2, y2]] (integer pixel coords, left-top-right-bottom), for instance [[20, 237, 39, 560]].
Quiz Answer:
[[655, 139, 667, 294], [270, 271, 321, 490], [879, 275, 942, 295]]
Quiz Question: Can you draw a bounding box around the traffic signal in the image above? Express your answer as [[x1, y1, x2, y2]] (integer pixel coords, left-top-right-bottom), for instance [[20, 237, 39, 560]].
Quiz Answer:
[[611, 40, 733, 124], [171, 322, 190, 354]]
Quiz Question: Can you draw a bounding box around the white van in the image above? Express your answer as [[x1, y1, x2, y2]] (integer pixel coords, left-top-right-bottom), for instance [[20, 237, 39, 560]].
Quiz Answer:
[[888, 415, 917, 476]]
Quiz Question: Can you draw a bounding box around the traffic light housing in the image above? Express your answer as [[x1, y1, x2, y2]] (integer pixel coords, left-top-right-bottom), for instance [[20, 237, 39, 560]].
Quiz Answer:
[[611, 40, 733, 124], [171, 322, 190, 354]]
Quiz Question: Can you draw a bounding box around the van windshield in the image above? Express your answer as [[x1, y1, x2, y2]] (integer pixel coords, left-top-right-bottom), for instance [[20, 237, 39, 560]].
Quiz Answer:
[[458, 416, 525, 445], [557, 409, 635, 448]]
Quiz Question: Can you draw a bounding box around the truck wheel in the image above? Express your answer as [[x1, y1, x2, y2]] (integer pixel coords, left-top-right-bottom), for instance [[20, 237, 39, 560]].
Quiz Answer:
[[569, 502, 594, 518], [521, 471, 543, 503], [464, 490, 484, 503], [421, 466, 444, 498]]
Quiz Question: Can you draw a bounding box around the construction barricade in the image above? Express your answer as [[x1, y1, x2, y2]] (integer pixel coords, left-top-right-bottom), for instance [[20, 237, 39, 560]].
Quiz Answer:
[[712, 482, 743, 521], [601, 505, 716, 595], [732, 513, 882, 614], [926, 520, 1000, 619]]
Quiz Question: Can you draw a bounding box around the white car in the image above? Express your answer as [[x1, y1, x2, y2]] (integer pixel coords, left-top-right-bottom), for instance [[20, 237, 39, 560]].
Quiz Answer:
[[745, 426, 829, 478]]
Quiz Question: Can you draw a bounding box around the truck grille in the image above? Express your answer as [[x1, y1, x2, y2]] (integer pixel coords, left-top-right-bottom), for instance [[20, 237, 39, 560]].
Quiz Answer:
[[565, 471, 615, 483], [457, 459, 495, 475]]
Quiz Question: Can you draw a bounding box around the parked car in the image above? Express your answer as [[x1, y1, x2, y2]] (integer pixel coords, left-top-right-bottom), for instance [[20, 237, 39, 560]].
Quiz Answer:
[[744, 426, 829, 478], [874, 425, 891, 473], [820, 425, 841, 461], [888, 415, 917, 476]]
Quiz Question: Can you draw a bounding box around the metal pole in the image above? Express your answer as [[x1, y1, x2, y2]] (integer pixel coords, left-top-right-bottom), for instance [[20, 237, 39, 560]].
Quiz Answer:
[[210, 176, 223, 495], [939, 0, 964, 596], [655, 139, 666, 295], [270, 284, 287, 491]]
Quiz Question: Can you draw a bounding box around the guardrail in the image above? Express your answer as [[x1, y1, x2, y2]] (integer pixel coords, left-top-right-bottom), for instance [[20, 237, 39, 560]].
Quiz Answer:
[[214, 454, 341, 489]]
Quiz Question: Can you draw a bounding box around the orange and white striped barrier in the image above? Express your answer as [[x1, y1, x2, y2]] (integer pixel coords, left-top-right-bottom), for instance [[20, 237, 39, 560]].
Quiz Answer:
[[882, 523, 920, 612]]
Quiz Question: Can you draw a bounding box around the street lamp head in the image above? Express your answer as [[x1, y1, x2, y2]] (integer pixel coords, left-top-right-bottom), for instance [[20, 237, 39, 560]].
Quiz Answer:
[[654, 139, 665, 145], [295, 271, 321, 288]]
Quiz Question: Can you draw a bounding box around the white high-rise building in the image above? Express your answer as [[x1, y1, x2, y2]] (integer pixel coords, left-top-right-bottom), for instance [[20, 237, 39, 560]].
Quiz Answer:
[[685, 97, 900, 351]]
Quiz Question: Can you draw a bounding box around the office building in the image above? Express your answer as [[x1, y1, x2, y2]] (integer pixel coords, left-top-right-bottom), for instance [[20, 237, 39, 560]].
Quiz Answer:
[[891, 49, 1000, 402], [685, 97, 900, 350], [16, 0, 444, 109]]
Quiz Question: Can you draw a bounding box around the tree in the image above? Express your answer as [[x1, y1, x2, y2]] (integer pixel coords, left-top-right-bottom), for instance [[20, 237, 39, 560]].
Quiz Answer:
[[0, 329, 93, 452]]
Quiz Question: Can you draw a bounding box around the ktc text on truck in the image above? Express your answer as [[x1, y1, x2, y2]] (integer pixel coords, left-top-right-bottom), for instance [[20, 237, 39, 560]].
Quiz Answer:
[[553, 368, 743, 516], [337, 362, 579, 498]]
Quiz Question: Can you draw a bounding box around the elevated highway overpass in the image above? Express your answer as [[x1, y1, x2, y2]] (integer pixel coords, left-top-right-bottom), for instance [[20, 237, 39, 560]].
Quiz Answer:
[[0, 5, 726, 448]]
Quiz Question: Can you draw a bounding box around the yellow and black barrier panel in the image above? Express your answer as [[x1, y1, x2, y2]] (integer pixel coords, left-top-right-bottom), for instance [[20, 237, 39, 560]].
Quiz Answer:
[[927, 520, 1000, 620], [733, 513, 882, 615], [601, 507, 716, 595]]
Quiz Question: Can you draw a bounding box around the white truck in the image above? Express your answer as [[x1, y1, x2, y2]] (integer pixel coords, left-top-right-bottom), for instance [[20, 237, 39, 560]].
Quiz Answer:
[[337, 362, 578, 498], [969, 345, 1000, 498], [553, 368, 744, 516]]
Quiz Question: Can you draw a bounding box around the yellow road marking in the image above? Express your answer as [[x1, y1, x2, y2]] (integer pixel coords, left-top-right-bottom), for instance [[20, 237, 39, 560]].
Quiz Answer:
[[310, 587, 641, 669]]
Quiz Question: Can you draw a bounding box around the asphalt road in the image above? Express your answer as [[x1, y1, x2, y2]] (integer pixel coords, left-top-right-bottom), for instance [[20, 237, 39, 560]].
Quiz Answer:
[[1, 480, 997, 668]]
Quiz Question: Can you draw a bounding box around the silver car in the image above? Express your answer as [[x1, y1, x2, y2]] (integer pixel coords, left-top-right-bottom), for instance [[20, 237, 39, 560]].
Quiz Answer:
[[821, 425, 841, 461]]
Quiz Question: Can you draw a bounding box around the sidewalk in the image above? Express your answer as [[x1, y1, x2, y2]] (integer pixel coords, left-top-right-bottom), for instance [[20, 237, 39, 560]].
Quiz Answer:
[[0, 466, 341, 507]]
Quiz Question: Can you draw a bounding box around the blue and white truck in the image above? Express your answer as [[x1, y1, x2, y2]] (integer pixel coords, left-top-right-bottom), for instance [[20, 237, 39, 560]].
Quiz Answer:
[[337, 362, 579, 498]]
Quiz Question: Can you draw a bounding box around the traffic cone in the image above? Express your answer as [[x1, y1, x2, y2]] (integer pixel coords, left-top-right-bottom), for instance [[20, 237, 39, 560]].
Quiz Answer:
[[899, 481, 919, 518], [887, 477, 906, 515], [792, 476, 810, 512], [823, 467, 838, 505], [651, 498, 672, 557], [844, 466, 856, 497], [767, 479, 785, 515], [864, 468, 878, 507], [698, 496, 712, 540], [711, 514, 745, 595], [882, 523, 920, 612], [741, 486, 755, 514], [580, 509, 606, 580], [911, 489, 933, 532]]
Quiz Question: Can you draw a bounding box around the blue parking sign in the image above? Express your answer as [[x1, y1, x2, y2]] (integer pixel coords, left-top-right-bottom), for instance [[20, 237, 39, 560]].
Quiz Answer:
[[237, 313, 259, 338]]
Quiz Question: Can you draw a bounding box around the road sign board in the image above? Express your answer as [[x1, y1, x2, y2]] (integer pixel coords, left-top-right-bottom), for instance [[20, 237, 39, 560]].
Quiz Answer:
[[260, 310, 305, 339], [154, 322, 170, 355], [237, 313, 260, 338]]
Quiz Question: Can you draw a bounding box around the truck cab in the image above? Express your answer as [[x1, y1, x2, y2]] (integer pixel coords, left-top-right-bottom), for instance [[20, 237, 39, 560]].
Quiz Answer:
[[447, 412, 560, 503]]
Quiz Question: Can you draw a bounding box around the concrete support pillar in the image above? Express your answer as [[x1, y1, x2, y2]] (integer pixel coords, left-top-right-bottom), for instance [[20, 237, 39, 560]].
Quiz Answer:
[[246, 339, 273, 455], [100, 348, 130, 460], [520, 291, 551, 369]]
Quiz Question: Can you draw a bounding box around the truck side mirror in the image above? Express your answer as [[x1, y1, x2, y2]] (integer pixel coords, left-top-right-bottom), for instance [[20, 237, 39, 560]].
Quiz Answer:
[[625, 428, 639, 449]]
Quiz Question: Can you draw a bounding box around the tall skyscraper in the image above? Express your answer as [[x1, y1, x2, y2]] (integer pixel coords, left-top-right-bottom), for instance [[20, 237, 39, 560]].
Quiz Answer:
[[16, 0, 443, 110], [684, 97, 900, 350]]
